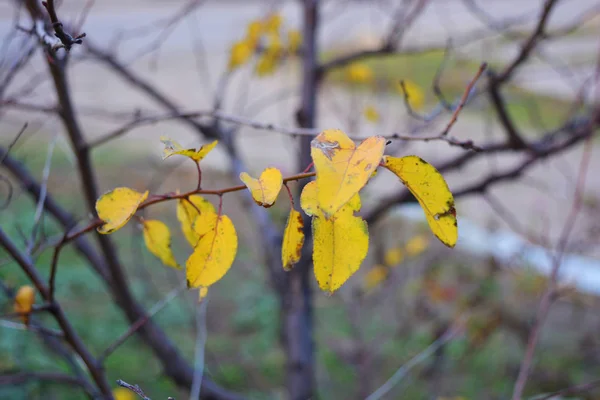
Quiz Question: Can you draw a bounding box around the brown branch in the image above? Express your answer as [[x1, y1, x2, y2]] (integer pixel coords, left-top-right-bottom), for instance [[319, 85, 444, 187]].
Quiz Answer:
[[41, 0, 86, 51], [0, 371, 92, 395]]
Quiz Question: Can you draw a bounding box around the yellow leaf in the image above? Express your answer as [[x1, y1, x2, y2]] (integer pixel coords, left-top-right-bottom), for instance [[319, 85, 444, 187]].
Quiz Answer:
[[266, 32, 283, 55], [246, 20, 263, 46], [142, 220, 180, 269], [311, 129, 385, 218], [282, 208, 305, 270], [255, 52, 279, 76], [405, 234, 430, 257], [113, 388, 136, 400], [394, 80, 425, 110], [240, 167, 283, 207], [383, 156, 457, 247], [346, 63, 373, 84], [264, 13, 283, 33], [364, 105, 380, 123], [193, 209, 219, 239], [364, 264, 388, 291], [160, 136, 218, 162], [287, 29, 302, 53], [96, 187, 149, 234], [384, 247, 404, 266], [228, 40, 254, 70], [303, 181, 369, 293], [177, 195, 216, 247], [187, 215, 238, 288], [198, 287, 208, 302], [13, 285, 35, 325]]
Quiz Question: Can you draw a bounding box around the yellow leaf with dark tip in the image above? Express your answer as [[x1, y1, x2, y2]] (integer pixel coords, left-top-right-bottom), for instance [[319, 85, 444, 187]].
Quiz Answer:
[[160, 136, 218, 162], [302, 181, 368, 293], [142, 220, 180, 269], [364, 264, 388, 291], [186, 215, 237, 288], [382, 155, 457, 247], [311, 129, 385, 218], [282, 208, 304, 270], [96, 187, 149, 234], [177, 195, 215, 247], [198, 287, 208, 302], [14, 285, 35, 325], [240, 167, 283, 207], [364, 105, 380, 123]]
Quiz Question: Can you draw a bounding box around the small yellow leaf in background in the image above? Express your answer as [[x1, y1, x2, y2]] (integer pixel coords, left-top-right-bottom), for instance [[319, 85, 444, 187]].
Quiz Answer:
[[311, 129, 385, 218], [13, 285, 35, 325], [96, 188, 149, 234], [246, 20, 263, 46], [302, 181, 369, 293], [363, 105, 380, 123], [228, 40, 254, 70], [198, 287, 209, 302], [346, 63, 373, 84], [287, 29, 302, 53], [187, 215, 238, 288], [282, 209, 305, 270], [405, 234, 430, 257], [383, 155, 457, 247], [113, 387, 136, 400], [394, 80, 425, 110], [142, 220, 180, 269], [161, 137, 218, 163], [240, 167, 283, 207], [384, 247, 404, 266], [177, 195, 215, 247], [364, 264, 388, 291], [264, 13, 283, 33]]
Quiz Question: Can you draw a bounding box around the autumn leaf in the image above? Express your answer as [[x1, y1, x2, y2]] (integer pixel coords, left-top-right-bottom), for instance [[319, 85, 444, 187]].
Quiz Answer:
[[255, 53, 279, 76], [96, 187, 149, 234], [264, 13, 283, 33], [394, 80, 425, 110], [14, 285, 35, 325], [364, 105, 380, 123], [383, 155, 457, 247], [160, 136, 218, 162], [187, 214, 238, 288], [311, 129, 385, 218], [177, 195, 216, 247], [405, 234, 430, 257], [246, 20, 263, 46], [142, 219, 180, 269], [113, 387, 136, 400], [301, 181, 368, 293], [363, 265, 388, 291], [287, 29, 302, 53], [282, 208, 304, 270], [346, 63, 373, 84], [384, 247, 404, 266], [228, 40, 254, 70], [239, 167, 283, 207]]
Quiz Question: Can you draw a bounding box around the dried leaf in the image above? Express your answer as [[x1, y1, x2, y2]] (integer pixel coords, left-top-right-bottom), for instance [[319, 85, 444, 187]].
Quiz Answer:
[[383, 155, 457, 247], [96, 187, 149, 234], [282, 208, 304, 270], [302, 181, 368, 293], [186, 215, 238, 288], [364, 264, 388, 291], [14, 285, 35, 325], [142, 219, 180, 269], [160, 136, 218, 162], [239, 167, 283, 207], [346, 63, 373, 84], [177, 195, 215, 247], [228, 40, 254, 70], [384, 247, 404, 266], [311, 129, 385, 218], [364, 105, 380, 123]]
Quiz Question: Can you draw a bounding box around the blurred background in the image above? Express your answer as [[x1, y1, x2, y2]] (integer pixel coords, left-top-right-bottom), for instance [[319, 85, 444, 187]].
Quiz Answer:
[[1, 0, 600, 399]]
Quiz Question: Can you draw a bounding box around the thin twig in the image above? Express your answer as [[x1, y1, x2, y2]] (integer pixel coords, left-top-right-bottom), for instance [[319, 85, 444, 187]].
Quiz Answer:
[[530, 378, 600, 400], [190, 297, 209, 400], [116, 379, 151, 400]]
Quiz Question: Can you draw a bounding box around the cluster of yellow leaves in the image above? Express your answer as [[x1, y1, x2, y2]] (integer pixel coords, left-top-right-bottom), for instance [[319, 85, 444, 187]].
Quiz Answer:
[[227, 12, 303, 75], [95, 130, 457, 296], [13, 285, 35, 325]]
